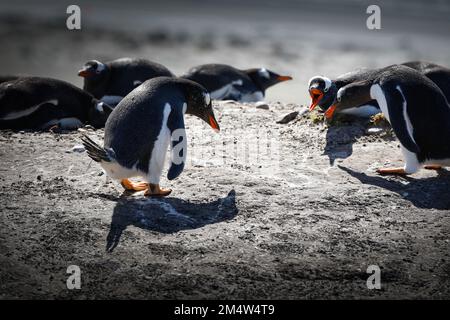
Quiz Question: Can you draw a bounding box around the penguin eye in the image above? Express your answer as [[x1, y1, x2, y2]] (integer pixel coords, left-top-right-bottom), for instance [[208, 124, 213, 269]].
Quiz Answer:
[[324, 87, 329, 93], [337, 96, 342, 102]]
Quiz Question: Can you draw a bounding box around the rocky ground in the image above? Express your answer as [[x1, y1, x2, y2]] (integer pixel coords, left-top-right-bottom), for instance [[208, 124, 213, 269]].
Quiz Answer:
[[1, 101, 449, 299]]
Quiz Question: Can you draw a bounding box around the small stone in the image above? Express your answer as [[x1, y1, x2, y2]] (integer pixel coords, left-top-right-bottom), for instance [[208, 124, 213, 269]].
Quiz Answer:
[[255, 101, 269, 110], [366, 127, 383, 135], [276, 111, 299, 124], [84, 125, 95, 130], [68, 145, 85, 153]]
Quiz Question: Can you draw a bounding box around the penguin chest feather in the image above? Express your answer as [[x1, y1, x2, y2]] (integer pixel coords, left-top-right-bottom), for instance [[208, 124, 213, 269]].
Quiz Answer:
[[370, 83, 420, 173], [101, 160, 144, 181], [147, 103, 172, 184]]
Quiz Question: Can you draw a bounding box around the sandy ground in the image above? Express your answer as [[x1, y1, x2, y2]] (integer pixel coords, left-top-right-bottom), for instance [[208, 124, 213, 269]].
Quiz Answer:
[[0, 1, 449, 299], [0, 101, 449, 299]]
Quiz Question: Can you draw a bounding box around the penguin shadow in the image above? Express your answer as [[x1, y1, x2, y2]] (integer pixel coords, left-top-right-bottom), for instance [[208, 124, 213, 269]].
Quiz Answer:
[[323, 119, 368, 166], [106, 189, 238, 252], [338, 165, 450, 210]]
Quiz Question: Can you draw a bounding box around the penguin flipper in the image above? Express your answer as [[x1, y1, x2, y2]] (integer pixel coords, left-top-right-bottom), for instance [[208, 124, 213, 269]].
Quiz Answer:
[[381, 84, 420, 154], [166, 105, 187, 180]]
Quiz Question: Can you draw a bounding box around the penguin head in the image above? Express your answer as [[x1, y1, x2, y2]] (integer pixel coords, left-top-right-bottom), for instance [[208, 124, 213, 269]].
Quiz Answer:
[[308, 76, 337, 112], [245, 68, 292, 92], [181, 79, 220, 132], [78, 60, 109, 80], [87, 100, 114, 128], [324, 80, 371, 119]]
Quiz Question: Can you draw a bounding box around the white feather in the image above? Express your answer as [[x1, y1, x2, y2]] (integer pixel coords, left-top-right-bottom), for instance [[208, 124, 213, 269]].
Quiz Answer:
[[210, 80, 243, 100], [147, 103, 172, 184], [241, 91, 264, 102], [396, 85, 417, 145], [371, 84, 420, 173]]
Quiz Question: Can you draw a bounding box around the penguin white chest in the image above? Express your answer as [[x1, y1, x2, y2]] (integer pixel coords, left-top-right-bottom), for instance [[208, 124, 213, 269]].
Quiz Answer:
[[370, 84, 391, 122], [147, 103, 172, 184]]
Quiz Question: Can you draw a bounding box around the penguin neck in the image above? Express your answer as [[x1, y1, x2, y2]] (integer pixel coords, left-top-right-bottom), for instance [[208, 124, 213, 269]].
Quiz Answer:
[[84, 69, 111, 99], [340, 81, 373, 110], [244, 69, 268, 93]]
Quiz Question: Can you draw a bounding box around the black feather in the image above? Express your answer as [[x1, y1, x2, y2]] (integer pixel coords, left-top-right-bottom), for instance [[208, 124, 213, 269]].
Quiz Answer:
[[80, 134, 111, 162]]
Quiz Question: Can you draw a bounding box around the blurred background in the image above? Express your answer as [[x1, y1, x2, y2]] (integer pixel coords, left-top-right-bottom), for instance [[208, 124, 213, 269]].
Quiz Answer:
[[0, 0, 449, 104]]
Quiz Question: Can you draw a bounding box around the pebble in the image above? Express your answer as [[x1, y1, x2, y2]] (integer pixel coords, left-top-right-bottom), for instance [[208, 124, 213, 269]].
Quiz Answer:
[[255, 101, 269, 110], [366, 127, 383, 135], [276, 111, 299, 124], [66, 145, 85, 153]]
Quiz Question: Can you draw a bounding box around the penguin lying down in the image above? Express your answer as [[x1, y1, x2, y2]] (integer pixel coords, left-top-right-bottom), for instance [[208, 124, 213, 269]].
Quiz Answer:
[[78, 57, 174, 107], [326, 64, 450, 175], [0, 77, 113, 131], [81, 77, 220, 197], [181, 64, 292, 102], [308, 61, 450, 118]]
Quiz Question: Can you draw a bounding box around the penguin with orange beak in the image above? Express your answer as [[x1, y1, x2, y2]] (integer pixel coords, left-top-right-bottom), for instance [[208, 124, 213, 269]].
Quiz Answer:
[[328, 64, 450, 175], [308, 69, 381, 118], [81, 77, 220, 197], [182, 64, 292, 102], [308, 61, 450, 119], [78, 58, 174, 107]]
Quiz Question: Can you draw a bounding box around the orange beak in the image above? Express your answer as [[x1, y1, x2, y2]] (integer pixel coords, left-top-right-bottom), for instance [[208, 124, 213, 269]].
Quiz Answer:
[[325, 104, 337, 119], [309, 88, 324, 111], [78, 69, 89, 77], [277, 75, 292, 82], [208, 114, 220, 132]]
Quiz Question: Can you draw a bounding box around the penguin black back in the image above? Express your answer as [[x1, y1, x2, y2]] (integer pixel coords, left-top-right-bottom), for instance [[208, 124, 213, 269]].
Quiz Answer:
[[0, 77, 112, 130], [79, 57, 174, 100], [182, 64, 291, 102]]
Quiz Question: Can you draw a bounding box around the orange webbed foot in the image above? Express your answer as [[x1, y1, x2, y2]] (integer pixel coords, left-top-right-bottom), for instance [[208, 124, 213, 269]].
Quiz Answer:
[[121, 179, 148, 191], [144, 184, 172, 197], [376, 167, 408, 176]]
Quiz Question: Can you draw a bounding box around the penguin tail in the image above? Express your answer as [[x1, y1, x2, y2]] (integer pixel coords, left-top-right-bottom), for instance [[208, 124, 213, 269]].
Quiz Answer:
[[80, 134, 112, 163]]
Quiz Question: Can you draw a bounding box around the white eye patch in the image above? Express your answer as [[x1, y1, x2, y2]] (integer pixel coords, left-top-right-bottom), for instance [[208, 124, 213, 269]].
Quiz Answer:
[[204, 93, 211, 106], [95, 102, 104, 112], [336, 88, 345, 101], [92, 60, 105, 73], [308, 76, 332, 91], [258, 68, 270, 79]]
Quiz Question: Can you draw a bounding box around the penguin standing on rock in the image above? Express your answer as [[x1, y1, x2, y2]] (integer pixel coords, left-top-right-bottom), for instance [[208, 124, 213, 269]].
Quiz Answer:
[[181, 64, 292, 102], [81, 77, 220, 196], [328, 64, 450, 175], [308, 61, 450, 117], [78, 57, 174, 106], [0, 77, 113, 130]]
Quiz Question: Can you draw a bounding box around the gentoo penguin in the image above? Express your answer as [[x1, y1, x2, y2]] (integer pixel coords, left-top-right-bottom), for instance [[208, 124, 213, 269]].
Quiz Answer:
[[0, 77, 113, 130], [181, 64, 292, 102], [81, 77, 220, 196], [328, 64, 450, 175], [78, 57, 174, 106], [309, 61, 450, 117]]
